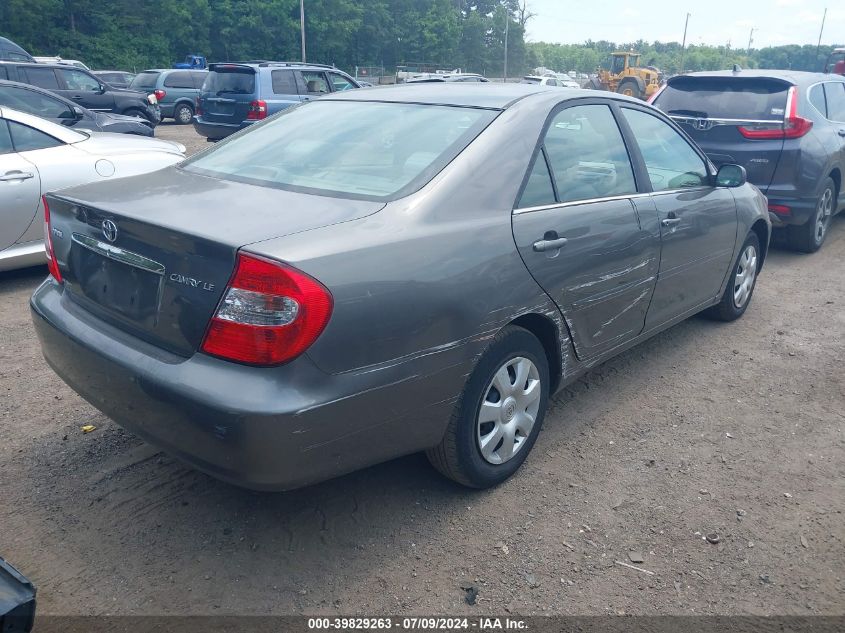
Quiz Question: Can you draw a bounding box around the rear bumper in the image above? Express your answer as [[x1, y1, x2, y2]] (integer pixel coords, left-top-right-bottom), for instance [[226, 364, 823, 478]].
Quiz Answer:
[[192, 116, 253, 140], [31, 281, 462, 490], [765, 196, 816, 227]]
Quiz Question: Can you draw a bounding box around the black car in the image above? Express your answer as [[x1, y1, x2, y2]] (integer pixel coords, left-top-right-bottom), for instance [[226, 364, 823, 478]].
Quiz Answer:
[[652, 69, 845, 252], [0, 80, 154, 135], [93, 70, 136, 90], [0, 61, 161, 125], [0, 36, 34, 62]]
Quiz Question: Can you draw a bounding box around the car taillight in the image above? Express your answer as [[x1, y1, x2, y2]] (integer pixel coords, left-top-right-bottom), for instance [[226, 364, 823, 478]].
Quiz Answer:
[[195, 96, 203, 116], [201, 253, 333, 366], [42, 196, 62, 283], [246, 99, 267, 120], [154, 89, 166, 101], [738, 86, 812, 140], [768, 204, 791, 215], [647, 83, 666, 104]]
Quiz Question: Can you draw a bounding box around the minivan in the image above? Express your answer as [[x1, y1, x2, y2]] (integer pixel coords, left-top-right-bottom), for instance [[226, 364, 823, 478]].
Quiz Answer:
[[193, 61, 360, 140], [129, 69, 207, 124]]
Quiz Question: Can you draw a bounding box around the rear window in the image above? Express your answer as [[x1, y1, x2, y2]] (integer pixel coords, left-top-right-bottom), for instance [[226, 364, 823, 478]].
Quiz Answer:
[[654, 77, 790, 121], [182, 100, 498, 201], [202, 68, 255, 95], [129, 71, 160, 91]]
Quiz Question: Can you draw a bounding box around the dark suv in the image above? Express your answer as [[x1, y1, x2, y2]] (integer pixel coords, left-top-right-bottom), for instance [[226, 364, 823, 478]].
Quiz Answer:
[[652, 69, 845, 252], [0, 61, 161, 125], [193, 61, 360, 140], [129, 69, 207, 124]]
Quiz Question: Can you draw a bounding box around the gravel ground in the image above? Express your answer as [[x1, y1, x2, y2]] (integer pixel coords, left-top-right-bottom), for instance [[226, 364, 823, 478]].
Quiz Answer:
[[0, 122, 843, 617]]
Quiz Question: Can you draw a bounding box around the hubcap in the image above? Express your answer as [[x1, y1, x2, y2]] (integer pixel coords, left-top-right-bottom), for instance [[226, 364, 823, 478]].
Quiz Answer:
[[815, 187, 833, 243], [178, 107, 192, 123], [476, 357, 542, 465], [733, 244, 758, 309]]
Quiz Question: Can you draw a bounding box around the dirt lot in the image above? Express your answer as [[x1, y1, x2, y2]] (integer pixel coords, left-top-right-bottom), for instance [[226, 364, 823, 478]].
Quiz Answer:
[[0, 122, 843, 617]]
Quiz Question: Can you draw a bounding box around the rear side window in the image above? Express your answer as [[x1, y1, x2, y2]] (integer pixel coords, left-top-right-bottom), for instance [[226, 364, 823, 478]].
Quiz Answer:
[[129, 71, 160, 91], [22, 67, 60, 90], [809, 84, 827, 117], [8, 120, 62, 151], [824, 82, 845, 121], [654, 77, 789, 120], [203, 68, 255, 94], [543, 104, 637, 202], [622, 108, 709, 191], [0, 66, 7, 80], [183, 101, 497, 201], [163, 71, 194, 88], [271, 69, 297, 95], [517, 151, 556, 208], [0, 86, 74, 119]]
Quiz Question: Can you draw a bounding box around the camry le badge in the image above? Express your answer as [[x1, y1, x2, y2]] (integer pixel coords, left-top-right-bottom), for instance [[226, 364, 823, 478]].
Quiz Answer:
[[101, 219, 118, 242]]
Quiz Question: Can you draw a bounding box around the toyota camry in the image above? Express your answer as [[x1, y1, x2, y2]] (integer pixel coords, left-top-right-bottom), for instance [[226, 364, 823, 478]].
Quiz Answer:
[[31, 84, 770, 490]]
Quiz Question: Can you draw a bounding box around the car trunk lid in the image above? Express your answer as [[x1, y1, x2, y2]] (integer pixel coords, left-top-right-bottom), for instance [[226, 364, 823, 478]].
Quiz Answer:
[[46, 167, 384, 356], [653, 75, 792, 193]]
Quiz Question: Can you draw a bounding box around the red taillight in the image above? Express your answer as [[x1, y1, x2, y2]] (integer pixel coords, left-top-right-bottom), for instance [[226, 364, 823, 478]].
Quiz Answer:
[[153, 89, 166, 101], [246, 99, 267, 120], [195, 97, 203, 116], [738, 86, 813, 139], [647, 83, 666, 104], [768, 204, 791, 215], [201, 253, 333, 366], [42, 196, 62, 283]]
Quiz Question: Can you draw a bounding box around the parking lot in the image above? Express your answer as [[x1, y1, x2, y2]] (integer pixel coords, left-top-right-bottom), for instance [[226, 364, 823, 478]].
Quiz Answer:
[[0, 121, 841, 617]]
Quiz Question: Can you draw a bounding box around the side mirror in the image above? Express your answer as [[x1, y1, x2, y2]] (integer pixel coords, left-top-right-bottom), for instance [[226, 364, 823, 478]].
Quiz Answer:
[[72, 105, 85, 119], [96, 83, 106, 94], [715, 164, 746, 188]]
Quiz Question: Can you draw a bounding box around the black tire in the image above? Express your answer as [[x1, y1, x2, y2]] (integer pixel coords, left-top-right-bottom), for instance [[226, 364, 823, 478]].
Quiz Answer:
[[786, 177, 835, 253], [617, 78, 643, 99], [174, 103, 194, 125], [705, 231, 761, 322], [426, 325, 550, 488]]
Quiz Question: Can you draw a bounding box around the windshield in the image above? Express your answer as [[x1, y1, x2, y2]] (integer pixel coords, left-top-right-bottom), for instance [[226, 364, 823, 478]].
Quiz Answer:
[[129, 71, 160, 91], [182, 100, 498, 200], [654, 77, 790, 120], [202, 68, 256, 94]]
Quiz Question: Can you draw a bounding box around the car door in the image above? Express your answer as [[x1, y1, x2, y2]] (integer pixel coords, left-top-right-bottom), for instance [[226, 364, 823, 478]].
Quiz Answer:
[[0, 119, 41, 251], [618, 106, 738, 327], [55, 68, 113, 111], [512, 101, 661, 361]]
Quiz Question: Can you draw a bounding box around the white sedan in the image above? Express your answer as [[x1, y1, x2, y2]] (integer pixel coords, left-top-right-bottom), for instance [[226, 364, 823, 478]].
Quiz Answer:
[[0, 106, 185, 271]]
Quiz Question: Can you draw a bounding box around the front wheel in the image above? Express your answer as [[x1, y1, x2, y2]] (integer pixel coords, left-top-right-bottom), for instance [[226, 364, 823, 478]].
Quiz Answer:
[[704, 231, 761, 322], [787, 177, 835, 253], [426, 326, 550, 488]]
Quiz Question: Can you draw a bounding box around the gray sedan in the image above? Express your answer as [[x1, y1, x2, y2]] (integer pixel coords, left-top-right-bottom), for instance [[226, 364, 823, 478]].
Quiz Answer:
[[31, 85, 770, 490]]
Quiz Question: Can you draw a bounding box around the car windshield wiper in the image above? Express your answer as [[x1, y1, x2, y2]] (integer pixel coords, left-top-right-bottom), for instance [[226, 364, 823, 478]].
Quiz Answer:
[[667, 109, 709, 118]]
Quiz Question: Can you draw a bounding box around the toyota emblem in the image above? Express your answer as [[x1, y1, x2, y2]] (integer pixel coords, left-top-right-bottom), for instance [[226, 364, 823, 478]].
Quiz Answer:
[[101, 219, 118, 242], [692, 118, 714, 131]]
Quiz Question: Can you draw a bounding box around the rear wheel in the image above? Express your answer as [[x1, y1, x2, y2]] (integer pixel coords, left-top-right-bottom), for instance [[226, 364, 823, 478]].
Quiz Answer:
[[787, 177, 835, 253], [426, 326, 550, 488], [616, 78, 643, 99], [174, 103, 194, 125], [705, 232, 760, 321]]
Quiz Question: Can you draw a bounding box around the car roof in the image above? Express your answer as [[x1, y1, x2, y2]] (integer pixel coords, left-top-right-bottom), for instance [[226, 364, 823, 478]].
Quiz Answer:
[[674, 69, 843, 85], [139, 68, 206, 73], [323, 83, 629, 109], [209, 61, 338, 70]]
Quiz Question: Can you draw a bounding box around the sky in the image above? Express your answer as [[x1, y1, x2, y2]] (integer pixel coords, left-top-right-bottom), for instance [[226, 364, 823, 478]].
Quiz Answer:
[[524, 0, 841, 49]]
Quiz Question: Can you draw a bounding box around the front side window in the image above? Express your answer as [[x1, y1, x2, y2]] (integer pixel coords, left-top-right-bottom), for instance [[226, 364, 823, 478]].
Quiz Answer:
[[8, 120, 62, 151], [328, 72, 356, 92], [58, 69, 100, 91], [543, 104, 637, 202], [0, 87, 73, 119], [22, 67, 60, 90], [622, 107, 709, 191], [0, 120, 13, 154], [182, 100, 497, 200], [301, 71, 329, 94]]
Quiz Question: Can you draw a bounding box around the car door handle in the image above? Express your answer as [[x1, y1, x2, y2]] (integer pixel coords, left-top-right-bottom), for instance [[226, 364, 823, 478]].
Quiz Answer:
[[72, 95, 84, 100], [838, 128, 845, 137], [661, 217, 681, 227], [0, 171, 34, 182], [532, 237, 568, 252]]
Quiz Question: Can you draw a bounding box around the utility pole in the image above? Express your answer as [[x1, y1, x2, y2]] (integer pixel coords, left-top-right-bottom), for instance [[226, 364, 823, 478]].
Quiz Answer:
[[503, 16, 509, 82], [300, 0, 306, 62], [816, 8, 827, 63], [747, 28, 754, 55], [679, 13, 690, 74]]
